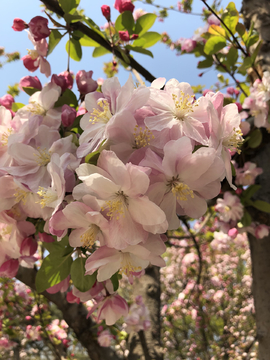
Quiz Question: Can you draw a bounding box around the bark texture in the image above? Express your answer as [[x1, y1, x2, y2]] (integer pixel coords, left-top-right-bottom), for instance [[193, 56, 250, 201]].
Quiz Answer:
[[16, 266, 120, 360], [128, 266, 163, 360], [241, 1, 270, 359]]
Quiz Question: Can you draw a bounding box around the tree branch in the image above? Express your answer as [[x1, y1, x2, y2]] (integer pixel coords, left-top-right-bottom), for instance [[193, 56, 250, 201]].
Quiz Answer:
[[40, 0, 156, 83], [16, 266, 120, 360]]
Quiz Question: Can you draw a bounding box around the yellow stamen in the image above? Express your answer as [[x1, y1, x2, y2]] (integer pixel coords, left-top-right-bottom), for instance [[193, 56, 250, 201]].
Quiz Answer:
[[1, 128, 13, 147], [37, 187, 57, 208], [28, 101, 46, 116], [172, 91, 197, 120], [34, 147, 51, 166], [169, 178, 194, 201], [14, 189, 28, 205], [223, 128, 243, 154], [133, 125, 155, 148], [27, 49, 39, 60], [89, 99, 112, 124], [101, 191, 128, 220], [119, 253, 142, 276], [80, 225, 99, 248]]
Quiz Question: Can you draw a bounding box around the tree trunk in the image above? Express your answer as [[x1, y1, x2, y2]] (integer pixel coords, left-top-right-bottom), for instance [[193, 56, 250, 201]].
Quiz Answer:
[[241, 1, 270, 358]]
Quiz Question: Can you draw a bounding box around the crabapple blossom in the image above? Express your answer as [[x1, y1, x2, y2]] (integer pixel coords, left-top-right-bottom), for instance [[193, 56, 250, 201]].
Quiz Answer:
[[114, 0, 135, 13], [101, 5, 111, 21], [97, 329, 114, 347], [28, 16, 50, 41], [234, 161, 263, 186], [12, 18, 27, 31], [215, 192, 244, 222], [19, 75, 42, 91], [76, 70, 98, 94]]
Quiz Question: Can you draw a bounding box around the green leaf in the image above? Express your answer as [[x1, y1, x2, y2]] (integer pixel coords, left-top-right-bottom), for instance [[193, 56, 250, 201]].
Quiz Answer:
[[85, 149, 101, 165], [226, 46, 238, 67], [250, 40, 262, 64], [115, 11, 135, 33], [42, 236, 72, 256], [79, 35, 100, 47], [54, 89, 78, 108], [35, 252, 73, 293], [125, 45, 153, 57], [246, 34, 259, 48], [242, 185, 261, 200], [66, 38, 82, 61], [64, 13, 83, 24], [83, 17, 105, 38], [58, 0, 80, 14], [236, 23, 246, 38], [221, 2, 239, 35], [22, 87, 40, 96], [47, 30, 63, 56], [197, 58, 213, 69], [231, 161, 236, 177], [241, 210, 252, 227], [204, 36, 227, 55], [11, 103, 24, 112], [135, 13, 157, 36], [70, 257, 97, 292], [111, 272, 119, 292], [237, 57, 252, 75], [252, 200, 270, 213], [92, 46, 110, 57], [248, 128, 262, 148], [133, 31, 161, 48]]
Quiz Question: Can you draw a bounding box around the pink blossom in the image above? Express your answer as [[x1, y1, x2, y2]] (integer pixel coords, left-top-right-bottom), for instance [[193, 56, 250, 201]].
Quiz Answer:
[[181, 38, 196, 53], [235, 161, 263, 186], [22, 54, 39, 72], [133, 8, 147, 20], [0, 259, 19, 278], [0, 94, 14, 110], [51, 71, 74, 92], [119, 30, 130, 41], [75, 150, 168, 249], [61, 105, 77, 127], [207, 14, 220, 26], [215, 192, 244, 222], [114, 0, 135, 13], [98, 330, 114, 347], [124, 296, 151, 333], [255, 224, 269, 239], [28, 16, 51, 41], [12, 18, 27, 31], [96, 294, 129, 325], [20, 237, 38, 256], [101, 5, 111, 21], [19, 75, 42, 91], [47, 276, 70, 294], [76, 70, 98, 95], [240, 120, 250, 135]]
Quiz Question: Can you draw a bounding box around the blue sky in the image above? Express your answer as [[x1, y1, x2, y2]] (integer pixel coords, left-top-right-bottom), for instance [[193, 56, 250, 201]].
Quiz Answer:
[[1, 0, 243, 103]]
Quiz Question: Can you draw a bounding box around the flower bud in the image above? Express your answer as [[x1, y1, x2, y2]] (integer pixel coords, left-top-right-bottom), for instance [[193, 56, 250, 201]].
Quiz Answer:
[[114, 0, 135, 13], [22, 55, 39, 72], [28, 16, 51, 41], [101, 5, 111, 21], [20, 237, 38, 256], [61, 105, 77, 127], [76, 70, 98, 94], [19, 76, 42, 91], [38, 232, 55, 243], [0, 259, 19, 278], [51, 71, 74, 92], [255, 224, 269, 239], [119, 30, 130, 41], [12, 18, 27, 31], [0, 94, 14, 110]]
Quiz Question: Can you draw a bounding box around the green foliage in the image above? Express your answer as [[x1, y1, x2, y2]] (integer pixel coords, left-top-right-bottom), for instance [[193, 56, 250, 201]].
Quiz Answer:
[[248, 128, 262, 149], [11, 102, 24, 111], [197, 58, 213, 69], [125, 45, 153, 57], [135, 13, 157, 36], [66, 38, 82, 61], [70, 257, 97, 292], [7, 84, 19, 97], [58, 0, 80, 14], [133, 32, 162, 48], [252, 200, 270, 213], [92, 46, 110, 57], [221, 2, 239, 35], [22, 87, 40, 96], [48, 30, 63, 56], [241, 210, 252, 226], [36, 237, 73, 293], [204, 36, 227, 55], [79, 34, 100, 47], [54, 88, 78, 108], [115, 11, 135, 33]]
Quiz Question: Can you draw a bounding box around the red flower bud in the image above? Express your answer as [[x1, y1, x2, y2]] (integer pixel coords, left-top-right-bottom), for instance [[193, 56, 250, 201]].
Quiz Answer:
[[101, 5, 111, 21], [12, 18, 27, 31]]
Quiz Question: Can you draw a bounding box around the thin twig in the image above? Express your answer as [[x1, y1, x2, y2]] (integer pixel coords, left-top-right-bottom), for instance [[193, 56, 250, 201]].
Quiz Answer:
[[213, 54, 248, 97], [137, 0, 202, 16]]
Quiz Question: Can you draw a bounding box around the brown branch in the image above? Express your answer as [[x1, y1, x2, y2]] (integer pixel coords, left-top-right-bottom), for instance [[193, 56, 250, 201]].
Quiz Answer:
[[40, 0, 156, 83], [16, 266, 120, 360], [138, 330, 152, 360]]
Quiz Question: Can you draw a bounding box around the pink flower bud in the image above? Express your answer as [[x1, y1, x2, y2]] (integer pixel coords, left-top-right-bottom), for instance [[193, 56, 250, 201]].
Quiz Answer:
[[226, 87, 235, 95], [0, 259, 19, 278], [235, 102, 242, 112], [12, 18, 27, 31], [101, 5, 111, 21], [228, 227, 238, 238], [25, 316, 31, 320], [255, 224, 269, 239], [207, 14, 220, 26], [130, 34, 139, 40], [61, 105, 77, 127], [51, 71, 73, 92], [22, 55, 39, 72], [38, 232, 55, 243], [181, 38, 196, 53], [114, 0, 135, 13], [202, 89, 211, 96], [19, 76, 42, 91], [76, 70, 98, 94], [28, 16, 51, 41], [119, 30, 130, 41], [234, 89, 240, 96], [0, 94, 14, 110], [66, 291, 80, 304], [20, 237, 38, 256]]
